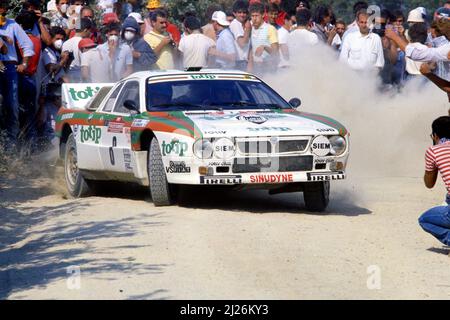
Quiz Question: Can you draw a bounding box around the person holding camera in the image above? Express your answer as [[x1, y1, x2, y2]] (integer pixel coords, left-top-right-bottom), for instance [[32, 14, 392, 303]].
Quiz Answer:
[[418, 116, 450, 246], [144, 9, 175, 70]]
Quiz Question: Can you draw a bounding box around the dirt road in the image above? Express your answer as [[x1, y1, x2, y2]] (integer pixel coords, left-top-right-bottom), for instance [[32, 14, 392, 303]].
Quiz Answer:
[[1, 165, 449, 299]]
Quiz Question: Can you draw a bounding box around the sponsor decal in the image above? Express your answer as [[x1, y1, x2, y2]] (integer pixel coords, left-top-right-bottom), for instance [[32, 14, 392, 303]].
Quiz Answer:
[[124, 127, 131, 144], [161, 139, 188, 157], [314, 158, 335, 164], [236, 115, 268, 124], [123, 149, 133, 171], [203, 130, 227, 135], [307, 172, 345, 181], [132, 119, 150, 127], [247, 127, 292, 132], [80, 126, 101, 144], [213, 138, 235, 159], [207, 161, 232, 166], [190, 74, 217, 80], [250, 173, 294, 184], [165, 161, 191, 173], [200, 175, 242, 185], [317, 128, 335, 133], [61, 113, 74, 121], [68, 86, 100, 101], [311, 136, 331, 157], [108, 122, 124, 133]]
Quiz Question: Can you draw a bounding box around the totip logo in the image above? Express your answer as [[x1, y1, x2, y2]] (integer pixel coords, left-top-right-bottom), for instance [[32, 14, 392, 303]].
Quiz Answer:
[[68, 86, 101, 101]]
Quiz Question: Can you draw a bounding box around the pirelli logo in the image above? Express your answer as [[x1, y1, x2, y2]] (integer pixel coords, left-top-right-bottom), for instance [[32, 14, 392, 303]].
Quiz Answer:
[[307, 172, 345, 182], [200, 175, 243, 185]]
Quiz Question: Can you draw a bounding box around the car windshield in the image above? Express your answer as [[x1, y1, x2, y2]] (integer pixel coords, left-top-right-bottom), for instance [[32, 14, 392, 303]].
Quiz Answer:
[[146, 79, 292, 111]]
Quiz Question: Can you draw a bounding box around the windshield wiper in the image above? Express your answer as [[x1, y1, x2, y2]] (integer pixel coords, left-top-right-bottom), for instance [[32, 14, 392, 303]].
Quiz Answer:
[[150, 102, 222, 111], [210, 101, 259, 107]]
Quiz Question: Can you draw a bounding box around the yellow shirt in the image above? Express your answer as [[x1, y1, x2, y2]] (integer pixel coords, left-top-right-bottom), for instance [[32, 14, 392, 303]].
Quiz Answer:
[[144, 31, 175, 70]]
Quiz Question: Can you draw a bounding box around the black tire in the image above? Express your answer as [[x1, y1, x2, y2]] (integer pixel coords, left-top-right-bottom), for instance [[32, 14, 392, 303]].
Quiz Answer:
[[148, 138, 175, 206], [303, 181, 330, 212], [64, 133, 92, 198]]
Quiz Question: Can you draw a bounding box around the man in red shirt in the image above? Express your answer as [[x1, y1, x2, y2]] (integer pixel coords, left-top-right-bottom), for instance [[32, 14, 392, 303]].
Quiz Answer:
[[419, 116, 450, 246]]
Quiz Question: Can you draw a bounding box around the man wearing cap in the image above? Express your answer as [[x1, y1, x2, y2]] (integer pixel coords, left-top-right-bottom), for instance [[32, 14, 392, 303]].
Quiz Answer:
[[208, 11, 237, 69], [0, 1, 34, 150], [144, 9, 175, 70], [144, 0, 181, 45], [178, 16, 215, 69], [122, 17, 157, 72]]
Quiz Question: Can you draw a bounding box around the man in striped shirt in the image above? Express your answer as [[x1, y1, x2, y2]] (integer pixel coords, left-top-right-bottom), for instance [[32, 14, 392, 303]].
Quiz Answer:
[[419, 116, 450, 245]]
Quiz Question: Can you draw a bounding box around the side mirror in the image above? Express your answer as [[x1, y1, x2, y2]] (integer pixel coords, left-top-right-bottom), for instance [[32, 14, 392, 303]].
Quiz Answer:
[[289, 98, 301, 108], [123, 99, 140, 114]]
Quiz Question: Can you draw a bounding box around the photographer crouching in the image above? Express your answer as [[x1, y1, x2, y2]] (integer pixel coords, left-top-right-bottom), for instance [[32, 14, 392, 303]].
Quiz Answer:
[[418, 116, 450, 246]]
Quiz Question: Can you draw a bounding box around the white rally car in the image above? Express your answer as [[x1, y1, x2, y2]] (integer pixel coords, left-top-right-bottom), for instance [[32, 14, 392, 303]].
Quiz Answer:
[[56, 69, 349, 212]]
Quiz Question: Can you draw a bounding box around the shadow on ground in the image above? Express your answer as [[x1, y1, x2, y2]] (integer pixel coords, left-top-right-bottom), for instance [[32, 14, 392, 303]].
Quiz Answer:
[[0, 177, 169, 300]]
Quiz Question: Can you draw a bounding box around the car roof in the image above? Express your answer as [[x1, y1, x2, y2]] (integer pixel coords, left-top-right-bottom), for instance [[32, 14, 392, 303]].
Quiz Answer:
[[124, 69, 254, 81]]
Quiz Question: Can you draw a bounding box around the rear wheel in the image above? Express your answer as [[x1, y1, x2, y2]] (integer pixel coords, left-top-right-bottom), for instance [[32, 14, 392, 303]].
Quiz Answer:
[[64, 133, 92, 197], [303, 181, 330, 212], [148, 138, 176, 206]]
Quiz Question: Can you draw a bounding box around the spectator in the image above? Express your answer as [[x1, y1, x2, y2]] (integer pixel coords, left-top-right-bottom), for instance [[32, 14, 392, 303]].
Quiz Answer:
[[267, 3, 281, 29], [376, 10, 400, 87], [178, 16, 215, 69], [202, 4, 222, 41], [418, 116, 450, 246], [339, 10, 384, 71], [144, 0, 181, 45], [390, 10, 407, 85], [69, 6, 103, 44], [288, 8, 318, 56], [404, 23, 428, 81], [0, 1, 34, 150], [248, 3, 278, 74], [208, 11, 237, 69], [128, 12, 146, 35], [50, 0, 70, 31], [21, 0, 53, 46], [80, 38, 110, 82], [295, 0, 310, 10], [229, 0, 251, 71], [431, 19, 450, 82], [327, 19, 345, 51], [41, 26, 68, 86], [97, 22, 133, 81], [40, 83, 62, 145], [311, 5, 332, 43], [267, 0, 286, 27], [121, 17, 157, 72], [278, 11, 294, 68], [144, 9, 175, 70], [15, 10, 42, 150], [62, 17, 93, 82], [342, 1, 368, 42], [226, 12, 235, 25]]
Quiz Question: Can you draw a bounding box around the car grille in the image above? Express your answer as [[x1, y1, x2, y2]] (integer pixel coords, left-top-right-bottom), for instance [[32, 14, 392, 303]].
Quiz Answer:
[[236, 138, 309, 155], [232, 156, 313, 173]]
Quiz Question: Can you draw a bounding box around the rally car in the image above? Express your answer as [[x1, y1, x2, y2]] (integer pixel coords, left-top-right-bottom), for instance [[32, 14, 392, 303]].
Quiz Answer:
[[56, 69, 349, 212]]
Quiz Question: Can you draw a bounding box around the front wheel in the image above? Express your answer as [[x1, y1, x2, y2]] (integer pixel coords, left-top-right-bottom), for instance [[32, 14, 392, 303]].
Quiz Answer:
[[148, 138, 176, 206], [64, 133, 92, 198], [303, 181, 330, 212]]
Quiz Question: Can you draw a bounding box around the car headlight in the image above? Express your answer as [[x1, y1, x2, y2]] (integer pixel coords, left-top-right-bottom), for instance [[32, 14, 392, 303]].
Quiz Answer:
[[213, 137, 235, 159], [193, 139, 213, 159], [329, 136, 346, 156]]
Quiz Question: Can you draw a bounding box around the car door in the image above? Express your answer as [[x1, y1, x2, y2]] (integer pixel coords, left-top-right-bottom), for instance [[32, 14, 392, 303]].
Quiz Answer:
[[99, 80, 140, 174]]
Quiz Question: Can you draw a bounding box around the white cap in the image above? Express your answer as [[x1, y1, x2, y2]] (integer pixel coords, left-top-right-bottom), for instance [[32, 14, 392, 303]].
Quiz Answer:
[[212, 11, 230, 26], [128, 12, 144, 24], [407, 8, 425, 23], [416, 7, 427, 16], [47, 0, 57, 12]]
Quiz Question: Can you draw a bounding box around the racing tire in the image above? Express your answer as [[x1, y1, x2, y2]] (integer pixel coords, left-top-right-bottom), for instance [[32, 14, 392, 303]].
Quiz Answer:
[[64, 133, 92, 198], [148, 138, 176, 206], [303, 181, 330, 212]]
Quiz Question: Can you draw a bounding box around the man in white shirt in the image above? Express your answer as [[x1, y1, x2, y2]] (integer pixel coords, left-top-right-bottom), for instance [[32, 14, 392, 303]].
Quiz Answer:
[[61, 18, 93, 82], [342, 1, 368, 43], [178, 16, 215, 68], [288, 8, 318, 56], [229, 0, 251, 70], [339, 10, 384, 71], [278, 11, 294, 67]]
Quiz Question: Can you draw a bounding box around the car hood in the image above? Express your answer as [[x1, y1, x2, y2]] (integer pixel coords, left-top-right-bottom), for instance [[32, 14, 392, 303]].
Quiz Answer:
[[181, 109, 348, 138]]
